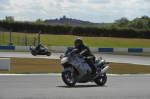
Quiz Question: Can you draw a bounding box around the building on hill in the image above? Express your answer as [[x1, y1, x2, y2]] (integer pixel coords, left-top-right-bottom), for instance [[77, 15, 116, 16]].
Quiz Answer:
[[43, 15, 110, 26]]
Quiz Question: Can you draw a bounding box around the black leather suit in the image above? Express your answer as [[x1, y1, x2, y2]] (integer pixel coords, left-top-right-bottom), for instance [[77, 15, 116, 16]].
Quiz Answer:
[[75, 44, 96, 75]]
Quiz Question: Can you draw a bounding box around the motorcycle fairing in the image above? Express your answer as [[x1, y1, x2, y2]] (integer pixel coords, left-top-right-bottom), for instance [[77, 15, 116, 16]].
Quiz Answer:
[[69, 57, 92, 79]]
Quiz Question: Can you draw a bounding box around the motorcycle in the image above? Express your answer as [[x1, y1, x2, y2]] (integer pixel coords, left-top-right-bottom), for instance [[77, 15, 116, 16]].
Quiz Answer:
[[60, 49, 110, 86], [30, 46, 51, 56]]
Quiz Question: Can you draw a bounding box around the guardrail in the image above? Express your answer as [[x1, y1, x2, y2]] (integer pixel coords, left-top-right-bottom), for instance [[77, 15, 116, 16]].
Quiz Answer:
[[0, 46, 150, 52], [0, 46, 31, 50], [51, 46, 150, 52]]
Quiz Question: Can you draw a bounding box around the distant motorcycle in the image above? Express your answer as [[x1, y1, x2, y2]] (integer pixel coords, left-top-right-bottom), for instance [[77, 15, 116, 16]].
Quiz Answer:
[[30, 46, 51, 56], [60, 49, 110, 86]]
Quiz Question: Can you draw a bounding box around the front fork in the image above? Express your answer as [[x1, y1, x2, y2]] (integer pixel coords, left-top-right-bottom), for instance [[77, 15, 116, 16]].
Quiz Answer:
[[61, 67, 74, 73], [62, 67, 75, 78]]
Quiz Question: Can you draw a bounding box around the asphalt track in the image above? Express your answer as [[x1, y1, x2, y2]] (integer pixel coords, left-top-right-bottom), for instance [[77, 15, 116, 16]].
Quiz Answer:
[[0, 52, 150, 66], [0, 74, 150, 99], [0, 52, 150, 99]]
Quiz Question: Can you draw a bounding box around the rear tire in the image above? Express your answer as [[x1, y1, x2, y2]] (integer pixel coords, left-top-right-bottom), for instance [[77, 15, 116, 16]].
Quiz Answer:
[[94, 73, 107, 86], [62, 71, 77, 86], [46, 52, 51, 56]]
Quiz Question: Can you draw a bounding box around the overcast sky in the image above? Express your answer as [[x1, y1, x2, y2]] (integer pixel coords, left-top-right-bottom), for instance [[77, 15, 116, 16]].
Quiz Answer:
[[0, 0, 150, 23]]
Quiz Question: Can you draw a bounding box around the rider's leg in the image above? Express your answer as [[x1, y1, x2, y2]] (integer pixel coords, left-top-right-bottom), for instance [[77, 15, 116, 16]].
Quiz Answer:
[[85, 57, 96, 75]]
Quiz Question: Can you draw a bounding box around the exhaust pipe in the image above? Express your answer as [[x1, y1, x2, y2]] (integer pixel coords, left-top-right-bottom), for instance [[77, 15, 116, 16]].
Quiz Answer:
[[92, 66, 110, 80], [101, 66, 110, 74]]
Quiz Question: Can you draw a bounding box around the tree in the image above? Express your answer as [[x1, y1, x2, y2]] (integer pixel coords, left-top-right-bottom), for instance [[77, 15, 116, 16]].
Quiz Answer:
[[141, 15, 150, 20], [108, 23, 118, 28], [148, 20, 150, 28], [128, 18, 149, 29], [141, 15, 150, 28], [114, 17, 129, 27], [35, 18, 43, 24], [4, 16, 15, 22]]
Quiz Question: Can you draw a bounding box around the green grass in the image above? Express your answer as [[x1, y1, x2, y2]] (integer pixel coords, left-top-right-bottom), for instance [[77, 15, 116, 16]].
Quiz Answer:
[[1, 32, 150, 74], [0, 58, 150, 74], [1, 32, 150, 48]]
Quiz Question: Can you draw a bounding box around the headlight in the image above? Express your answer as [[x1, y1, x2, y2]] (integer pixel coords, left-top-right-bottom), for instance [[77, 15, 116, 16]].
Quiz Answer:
[[61, 57, 68, 64], [31, 46, 35, 50]]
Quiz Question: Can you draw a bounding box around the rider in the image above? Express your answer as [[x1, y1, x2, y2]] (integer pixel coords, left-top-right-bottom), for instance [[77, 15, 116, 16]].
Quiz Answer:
[[35, 43, 44, 53], [74, 38, 97, 77]]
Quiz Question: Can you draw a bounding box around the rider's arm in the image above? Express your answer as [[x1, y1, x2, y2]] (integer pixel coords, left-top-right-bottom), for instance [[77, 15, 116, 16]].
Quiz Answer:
[[79, 45, 91, 56], [80, 49, 87, 55]]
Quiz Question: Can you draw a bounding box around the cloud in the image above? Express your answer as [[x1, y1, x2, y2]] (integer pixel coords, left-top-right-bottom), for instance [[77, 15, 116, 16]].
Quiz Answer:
[[0, 0, 10, 10], [88, 0, 111, 4], [0, 0, 149, 23], [144, 0, 150, 3], [0, 0, 10, 5]]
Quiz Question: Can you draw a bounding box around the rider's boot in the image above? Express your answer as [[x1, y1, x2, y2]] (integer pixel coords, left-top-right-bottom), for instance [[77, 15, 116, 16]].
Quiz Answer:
[[91, 67, 101, 78]]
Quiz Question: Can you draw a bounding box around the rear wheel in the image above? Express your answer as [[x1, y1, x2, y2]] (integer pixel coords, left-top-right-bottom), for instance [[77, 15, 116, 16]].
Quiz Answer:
[[94, 73, 107, 86], [46, 52, 51, 56], [62, 71, 77, 86]]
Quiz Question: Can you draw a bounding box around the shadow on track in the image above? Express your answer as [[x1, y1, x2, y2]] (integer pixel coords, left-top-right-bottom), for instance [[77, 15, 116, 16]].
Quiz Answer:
[[57, 85, 107, 88]]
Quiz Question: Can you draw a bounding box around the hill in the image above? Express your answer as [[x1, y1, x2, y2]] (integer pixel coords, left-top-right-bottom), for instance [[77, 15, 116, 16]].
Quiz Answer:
[[43, 15, 110, 26]]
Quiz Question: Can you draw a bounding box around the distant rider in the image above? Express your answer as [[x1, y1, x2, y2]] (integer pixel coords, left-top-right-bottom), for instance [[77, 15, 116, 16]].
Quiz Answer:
[[35, 43, 44, 53]]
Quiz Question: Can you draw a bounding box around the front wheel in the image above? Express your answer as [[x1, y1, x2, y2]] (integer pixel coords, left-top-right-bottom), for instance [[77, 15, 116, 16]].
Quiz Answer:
[[94, 73, 107, 86], [31, 51, 37, 56], [62, 71, 77, 86]]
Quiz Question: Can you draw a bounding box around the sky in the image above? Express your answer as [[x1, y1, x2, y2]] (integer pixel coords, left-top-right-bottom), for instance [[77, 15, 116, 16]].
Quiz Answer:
[[0, 0, 150, 23]]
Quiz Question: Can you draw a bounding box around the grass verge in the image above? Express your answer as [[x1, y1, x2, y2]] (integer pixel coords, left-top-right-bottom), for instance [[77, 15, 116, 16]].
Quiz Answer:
[[0, 58, 150, 74], [1, 32, 150, 48]]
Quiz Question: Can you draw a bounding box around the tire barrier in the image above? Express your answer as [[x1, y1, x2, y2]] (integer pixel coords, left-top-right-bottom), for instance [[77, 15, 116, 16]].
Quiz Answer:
[[0, 46, 31, 50], [0, 46, 150, 52], [51, 46, 150, 52]]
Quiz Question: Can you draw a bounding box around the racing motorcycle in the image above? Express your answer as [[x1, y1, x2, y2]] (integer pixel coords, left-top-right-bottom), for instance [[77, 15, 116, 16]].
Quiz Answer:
[[60, 49, 110, 86], [30, 46, 51, 56]]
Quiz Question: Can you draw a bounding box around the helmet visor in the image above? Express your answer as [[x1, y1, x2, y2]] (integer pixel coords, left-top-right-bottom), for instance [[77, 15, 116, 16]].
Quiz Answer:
[[74, 42, 80, 48]]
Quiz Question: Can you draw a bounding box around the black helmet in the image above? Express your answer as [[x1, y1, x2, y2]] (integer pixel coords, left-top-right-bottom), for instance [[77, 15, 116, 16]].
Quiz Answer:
[[74, 38, 83, 48], [39, 43, 41, 46]]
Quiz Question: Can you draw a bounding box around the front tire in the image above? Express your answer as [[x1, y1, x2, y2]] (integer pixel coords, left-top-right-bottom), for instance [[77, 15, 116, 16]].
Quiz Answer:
[[94, 73, 107, 86], [62, 71, 77, 86], [31, 51, 37, 56]]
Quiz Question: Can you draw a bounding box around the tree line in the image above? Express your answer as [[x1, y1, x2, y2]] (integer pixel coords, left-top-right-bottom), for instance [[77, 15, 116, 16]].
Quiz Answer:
[[0, 16, 150, 39], [113, 15, 150, 29]]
